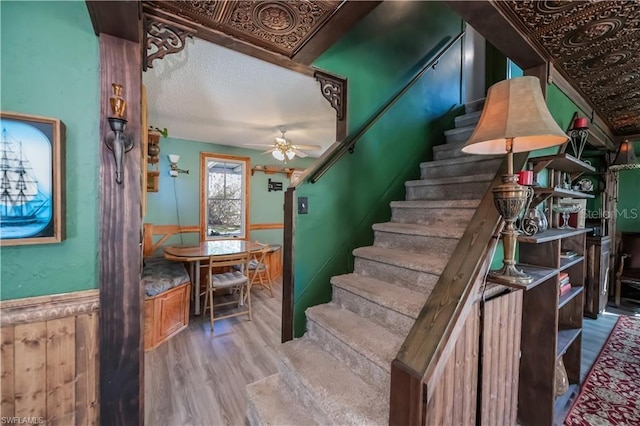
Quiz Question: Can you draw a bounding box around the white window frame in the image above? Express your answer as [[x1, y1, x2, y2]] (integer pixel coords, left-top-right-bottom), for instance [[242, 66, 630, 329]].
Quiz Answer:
[[199, 152, 250, 241]]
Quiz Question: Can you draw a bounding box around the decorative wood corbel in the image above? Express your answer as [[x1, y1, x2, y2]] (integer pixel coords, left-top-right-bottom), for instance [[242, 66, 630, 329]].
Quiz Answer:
[[144, 15, 195, 71], [315, 70, 347, 122]]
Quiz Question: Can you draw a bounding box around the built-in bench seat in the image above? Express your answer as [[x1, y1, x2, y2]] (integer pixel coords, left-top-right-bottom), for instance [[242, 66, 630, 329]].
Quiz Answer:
[[142, 223, 199, 351]]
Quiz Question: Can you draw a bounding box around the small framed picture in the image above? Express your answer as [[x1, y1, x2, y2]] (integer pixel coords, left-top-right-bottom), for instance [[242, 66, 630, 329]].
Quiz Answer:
[[0, 112, 65, 246]]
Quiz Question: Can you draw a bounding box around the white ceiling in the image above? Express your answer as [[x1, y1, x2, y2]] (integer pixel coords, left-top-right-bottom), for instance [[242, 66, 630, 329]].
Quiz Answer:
[[143, 38, 337, 158]]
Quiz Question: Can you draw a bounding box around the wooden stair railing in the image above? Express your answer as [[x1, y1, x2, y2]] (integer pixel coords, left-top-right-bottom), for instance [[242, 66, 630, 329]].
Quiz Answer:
[[389, 153, 529, 426], [281, 31, 465, 342]]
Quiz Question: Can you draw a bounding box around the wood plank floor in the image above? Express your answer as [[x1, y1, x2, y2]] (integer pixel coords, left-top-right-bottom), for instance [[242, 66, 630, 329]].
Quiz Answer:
[[145, 279, 625, 425], [145, 280, 283, 426], [580, 311, 619, 383]]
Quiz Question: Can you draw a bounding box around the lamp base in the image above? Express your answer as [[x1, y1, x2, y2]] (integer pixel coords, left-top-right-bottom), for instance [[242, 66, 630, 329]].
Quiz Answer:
[[488, 264, 533, 286]]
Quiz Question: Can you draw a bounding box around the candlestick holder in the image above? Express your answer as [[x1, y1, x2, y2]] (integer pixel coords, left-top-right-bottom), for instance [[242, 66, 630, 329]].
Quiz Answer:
[[105, 83, 133, 184]]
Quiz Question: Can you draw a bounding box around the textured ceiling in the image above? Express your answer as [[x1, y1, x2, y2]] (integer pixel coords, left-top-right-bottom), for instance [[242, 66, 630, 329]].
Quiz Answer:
[[143, 37, 337, 157], [496, 0, 640, 137]]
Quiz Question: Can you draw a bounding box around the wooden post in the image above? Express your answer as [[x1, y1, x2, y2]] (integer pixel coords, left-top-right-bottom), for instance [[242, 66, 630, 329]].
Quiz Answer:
[[282, 187, 295, 342], [98, 33, 143, 424]]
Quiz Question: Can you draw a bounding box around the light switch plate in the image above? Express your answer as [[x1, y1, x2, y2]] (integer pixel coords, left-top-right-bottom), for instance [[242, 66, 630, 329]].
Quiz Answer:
[[298, 197, 308, 214]]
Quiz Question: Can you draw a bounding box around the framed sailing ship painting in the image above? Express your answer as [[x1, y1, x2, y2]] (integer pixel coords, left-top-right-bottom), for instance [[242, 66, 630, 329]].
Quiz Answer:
[[0, 112, 65, 246]]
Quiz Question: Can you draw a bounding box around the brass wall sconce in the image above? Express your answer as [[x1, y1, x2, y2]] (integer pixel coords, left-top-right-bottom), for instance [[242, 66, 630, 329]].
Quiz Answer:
[[105, 83, 133, 184], [168, 154, 189, 177]]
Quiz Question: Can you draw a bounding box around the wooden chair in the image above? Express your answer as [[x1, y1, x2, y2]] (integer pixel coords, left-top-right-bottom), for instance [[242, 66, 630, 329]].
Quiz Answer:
[[615, 232, 640, 306], [203, 251, 251, 333], [248, 244, 274, 298]]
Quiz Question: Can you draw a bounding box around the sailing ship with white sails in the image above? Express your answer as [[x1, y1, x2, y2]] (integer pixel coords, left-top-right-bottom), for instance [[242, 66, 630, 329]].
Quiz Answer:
[[0, 128, 50, 229]]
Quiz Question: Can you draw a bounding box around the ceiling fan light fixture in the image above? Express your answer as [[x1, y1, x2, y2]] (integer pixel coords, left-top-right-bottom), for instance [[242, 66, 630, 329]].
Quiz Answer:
[[272, 149, 285, 161], [285, 149, 296, 160]]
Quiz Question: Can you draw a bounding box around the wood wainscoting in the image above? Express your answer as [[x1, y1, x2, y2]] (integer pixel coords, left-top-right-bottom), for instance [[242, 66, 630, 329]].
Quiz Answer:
[[0, 290, 99, 425]]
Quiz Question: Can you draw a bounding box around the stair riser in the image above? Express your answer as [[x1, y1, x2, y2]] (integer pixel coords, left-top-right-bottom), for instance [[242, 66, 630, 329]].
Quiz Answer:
[[373, 231, 457, 255], [445, 127, 474, 144], [391, 206, 475, 225], [406, 181, 490, 201], [278, 358, 372, 425], [420, 158, 501, 179], [454, 112, 480, 128], [246, 399, 263, 426], [332, 286, 414, 336], [306, 318, 390, 392], [433, 143, 470, 161], [465, 99, 485, 114], [277, 362, 334, 424], [353, 257, 438, 293]]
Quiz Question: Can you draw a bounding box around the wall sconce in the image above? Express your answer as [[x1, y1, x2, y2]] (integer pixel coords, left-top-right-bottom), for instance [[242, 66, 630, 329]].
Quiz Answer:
[[105, 83, 133, 184], [168, 154, 189, 177], [569, 116, 589, 160]]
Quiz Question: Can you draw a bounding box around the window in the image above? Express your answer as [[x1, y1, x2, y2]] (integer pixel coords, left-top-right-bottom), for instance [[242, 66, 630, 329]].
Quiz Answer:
[[200, 153, 250, 240]]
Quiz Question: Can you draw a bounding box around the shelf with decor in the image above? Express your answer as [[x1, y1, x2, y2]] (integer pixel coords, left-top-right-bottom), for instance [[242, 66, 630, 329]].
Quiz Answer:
[[504, 227, 590, 425]]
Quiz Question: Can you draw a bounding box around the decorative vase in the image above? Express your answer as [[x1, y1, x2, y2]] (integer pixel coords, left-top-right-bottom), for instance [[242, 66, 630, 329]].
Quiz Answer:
[[521, 208, 548, 235], [109, 83, 126, 118], [555, 357, 569, 396]]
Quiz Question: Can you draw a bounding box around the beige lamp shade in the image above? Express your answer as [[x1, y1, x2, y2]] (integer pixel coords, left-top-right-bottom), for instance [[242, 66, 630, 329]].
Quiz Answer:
[[462, 76, 568, 155]]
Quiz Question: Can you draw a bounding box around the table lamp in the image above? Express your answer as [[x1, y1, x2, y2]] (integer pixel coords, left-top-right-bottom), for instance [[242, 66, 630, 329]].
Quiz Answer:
[[462, 76, 568, 285]]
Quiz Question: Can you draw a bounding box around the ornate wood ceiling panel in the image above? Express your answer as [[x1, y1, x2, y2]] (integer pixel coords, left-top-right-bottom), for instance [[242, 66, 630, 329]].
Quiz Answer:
[[497, 0, 640, 136], [147, 0, 342, 56]]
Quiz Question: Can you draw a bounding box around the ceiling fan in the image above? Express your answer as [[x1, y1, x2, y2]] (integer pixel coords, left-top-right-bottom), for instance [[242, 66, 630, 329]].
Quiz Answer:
[[244, 129, 321, 161]]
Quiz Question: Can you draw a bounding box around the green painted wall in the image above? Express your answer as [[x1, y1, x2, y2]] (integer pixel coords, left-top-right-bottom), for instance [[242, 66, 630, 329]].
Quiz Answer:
[[144, 137, 313, 246], [289, 1, 464, 336], [0, 1, 99, 300], [617, 169, 640, 232]]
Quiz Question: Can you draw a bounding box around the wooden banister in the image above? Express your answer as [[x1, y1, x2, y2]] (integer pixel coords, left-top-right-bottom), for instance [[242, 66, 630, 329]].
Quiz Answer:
[[389, 153, 529, 425]]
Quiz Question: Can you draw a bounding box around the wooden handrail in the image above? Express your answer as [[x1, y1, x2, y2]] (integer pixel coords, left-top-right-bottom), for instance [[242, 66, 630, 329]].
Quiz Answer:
[[389, 153, 529, 425], [308, 31, 465, 185], [281, 31, 465, 342]]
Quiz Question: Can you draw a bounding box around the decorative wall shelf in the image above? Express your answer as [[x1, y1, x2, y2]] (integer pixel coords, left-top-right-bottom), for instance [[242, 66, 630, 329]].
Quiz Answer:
[[530, 153, 595, 176], [251, 165, 304, 179]]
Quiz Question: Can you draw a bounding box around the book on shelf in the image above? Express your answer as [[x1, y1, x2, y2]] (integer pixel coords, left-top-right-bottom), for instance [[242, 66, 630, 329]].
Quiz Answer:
[[559, 272, 569, 281], [560, 250, 578, 259], [560, 282, 572, 296]]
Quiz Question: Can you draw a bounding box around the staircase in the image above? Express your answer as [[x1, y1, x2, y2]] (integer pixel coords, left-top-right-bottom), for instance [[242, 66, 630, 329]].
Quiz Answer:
[[247, 99, 499, 425]]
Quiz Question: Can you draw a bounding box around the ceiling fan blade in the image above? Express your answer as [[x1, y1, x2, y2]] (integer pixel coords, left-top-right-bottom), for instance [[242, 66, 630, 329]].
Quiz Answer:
[[294, 149, 309, 158], [293, 144, 321, 150], [262, 148, 277, 154], [244, 143, 275, 148]]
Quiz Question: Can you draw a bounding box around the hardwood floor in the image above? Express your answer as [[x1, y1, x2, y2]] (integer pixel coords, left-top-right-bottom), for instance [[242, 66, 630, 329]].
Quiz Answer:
[[144, 277, 626, 425], [145, 280, 283, 426], [580, 311, 619, 383]]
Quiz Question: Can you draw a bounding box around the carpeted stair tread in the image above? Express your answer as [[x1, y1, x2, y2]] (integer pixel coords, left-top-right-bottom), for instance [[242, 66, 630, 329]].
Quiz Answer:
[[246, 374, 320, 426], [331, 273, 426, 319], [419, 154, 501, 168], [444, 125, 475, 139], [389, 199, 480, 209], [353, 246, 447, 275], [454, 110, 481, 128], [373, 222, 465, 239], [306, 304, 403, 371], [405, 173, 494, 187], [465, 98, 485, 113], [432, 141, 466, 159], [279, 338, 388, 425]]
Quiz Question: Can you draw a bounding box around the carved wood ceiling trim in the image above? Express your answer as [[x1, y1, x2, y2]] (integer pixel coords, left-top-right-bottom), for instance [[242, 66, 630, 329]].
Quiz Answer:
[[146, 0, 343, 57], [496, 0, 640, 136]]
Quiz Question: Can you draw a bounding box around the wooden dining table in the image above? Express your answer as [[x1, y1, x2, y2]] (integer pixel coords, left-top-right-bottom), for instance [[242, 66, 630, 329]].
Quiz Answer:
[[164, 240, 263, 315]]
